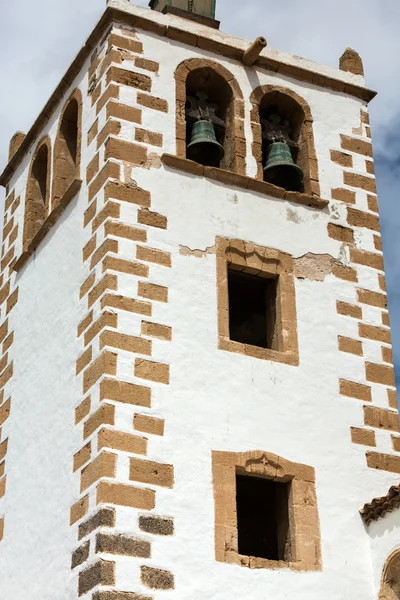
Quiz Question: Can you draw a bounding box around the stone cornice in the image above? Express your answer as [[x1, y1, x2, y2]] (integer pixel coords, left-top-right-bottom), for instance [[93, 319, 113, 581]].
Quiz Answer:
[[161, 154, 329, 210]]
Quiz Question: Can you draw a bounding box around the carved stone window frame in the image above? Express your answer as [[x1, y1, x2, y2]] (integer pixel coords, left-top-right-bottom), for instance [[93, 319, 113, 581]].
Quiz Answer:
[[212, 449, 322, 571], [216, 237, 299, 366], [250, 85, 320, 197], [174, 58, 246, 175]]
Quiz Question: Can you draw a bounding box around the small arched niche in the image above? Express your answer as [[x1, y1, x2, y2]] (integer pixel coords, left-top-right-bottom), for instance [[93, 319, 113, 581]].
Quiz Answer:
[[379, 550, 400, 599], [23, 138, 51, 251], [175, 59, 245, 174], [250, 86, 320, 196], [52, 90, 82, 209]]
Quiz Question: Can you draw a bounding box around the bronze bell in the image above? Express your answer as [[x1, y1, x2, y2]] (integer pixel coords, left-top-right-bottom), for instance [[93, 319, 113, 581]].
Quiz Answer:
[[263, 141, 304, 191], [187, 120, 225, 167]]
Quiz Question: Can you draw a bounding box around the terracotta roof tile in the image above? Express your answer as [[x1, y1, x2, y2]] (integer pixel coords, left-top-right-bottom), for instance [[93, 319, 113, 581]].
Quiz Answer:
[[360, 485, 400, 525]]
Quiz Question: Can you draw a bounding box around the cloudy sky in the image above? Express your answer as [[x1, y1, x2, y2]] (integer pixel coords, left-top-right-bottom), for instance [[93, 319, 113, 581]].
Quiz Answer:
[[1, 0, 399, 383]]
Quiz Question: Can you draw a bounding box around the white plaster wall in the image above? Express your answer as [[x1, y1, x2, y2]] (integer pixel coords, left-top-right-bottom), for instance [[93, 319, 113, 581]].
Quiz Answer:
[[121, 165, 383, 600], [0, 63, 93, 598], [0, 198, 83, 600]]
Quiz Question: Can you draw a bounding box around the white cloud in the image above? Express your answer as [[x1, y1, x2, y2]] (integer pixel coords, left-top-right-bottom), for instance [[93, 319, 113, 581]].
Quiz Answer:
[[0, 0, 399, 380]]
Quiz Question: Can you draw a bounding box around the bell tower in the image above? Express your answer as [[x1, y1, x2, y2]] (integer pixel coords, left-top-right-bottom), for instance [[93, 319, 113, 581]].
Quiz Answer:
[[0, 1, 398, 599], [149, 0, 219, 28]]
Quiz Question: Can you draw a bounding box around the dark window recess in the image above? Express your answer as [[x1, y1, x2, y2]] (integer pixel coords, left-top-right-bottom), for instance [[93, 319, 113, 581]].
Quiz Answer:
[[228, 269, 278, 349], [236, 474, 290, 561], [32, 145, 49, 202]]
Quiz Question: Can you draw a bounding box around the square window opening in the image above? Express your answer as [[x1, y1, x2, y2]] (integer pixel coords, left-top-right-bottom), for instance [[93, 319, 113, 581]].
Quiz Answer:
[[228, 268, 279, 350], [236, 474, 290, 562]]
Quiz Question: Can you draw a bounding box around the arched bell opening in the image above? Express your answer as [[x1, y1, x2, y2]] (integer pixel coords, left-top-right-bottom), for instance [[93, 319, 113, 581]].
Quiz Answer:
[[23, 138, 51, 251], [250, 86, 319, 196], [185, 67, 233, 169], [52, 91, 81, 210], [259, 92, 305, 193]]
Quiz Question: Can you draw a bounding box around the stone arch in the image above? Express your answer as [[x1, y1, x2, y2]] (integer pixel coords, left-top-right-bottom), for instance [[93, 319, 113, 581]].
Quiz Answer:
[[175, 58, 246, 174], [250, 85, 320, 196], [379, 549, 400, 599], [23, 136, 51, 252], [52, 89, 82, 210]]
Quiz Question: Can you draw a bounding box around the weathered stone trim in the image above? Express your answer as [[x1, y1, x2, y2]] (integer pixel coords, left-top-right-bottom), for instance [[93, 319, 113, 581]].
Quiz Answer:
[[106, 101, 142, 124], [330, 149, 353, 168], [100, 377, 148, 410], [340, 134, 372, 157], [141, 565, 174, 590], [327, 223, 354, 243], [135, 128, 163, 147], [88, 119, 99, 146], [329, 109, 399, 471], [134, 413, 165, 435], [71, 54, 175, 593], [343, 171, 376, 194], [78, 506, 116, 540], [108, 32, 143, 55], [339, 48, 364, 76], [139, 514, 173, 535], [93, 592, 152, 600], [0, 179, 21, 540], [141, 321, 171, 342], [339, 379, 372, 402], [137, 92, 168, 113], [97, 85, 120, 117], [331, 187, 356, 205], [212, 450, 321, 571], [96, 122, 120, 151], [72, 540, 91, 569], [338, 336, 363, 356], [78, 559, 115, 596], [87, 154, 100, 185], [216, 237, 299, 366], [8, 132, 26, 162], [70, 496, 89, 525], [366, 452, 400, 474], [364, 405, 399, 432], [350, 427, 376, 447]]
